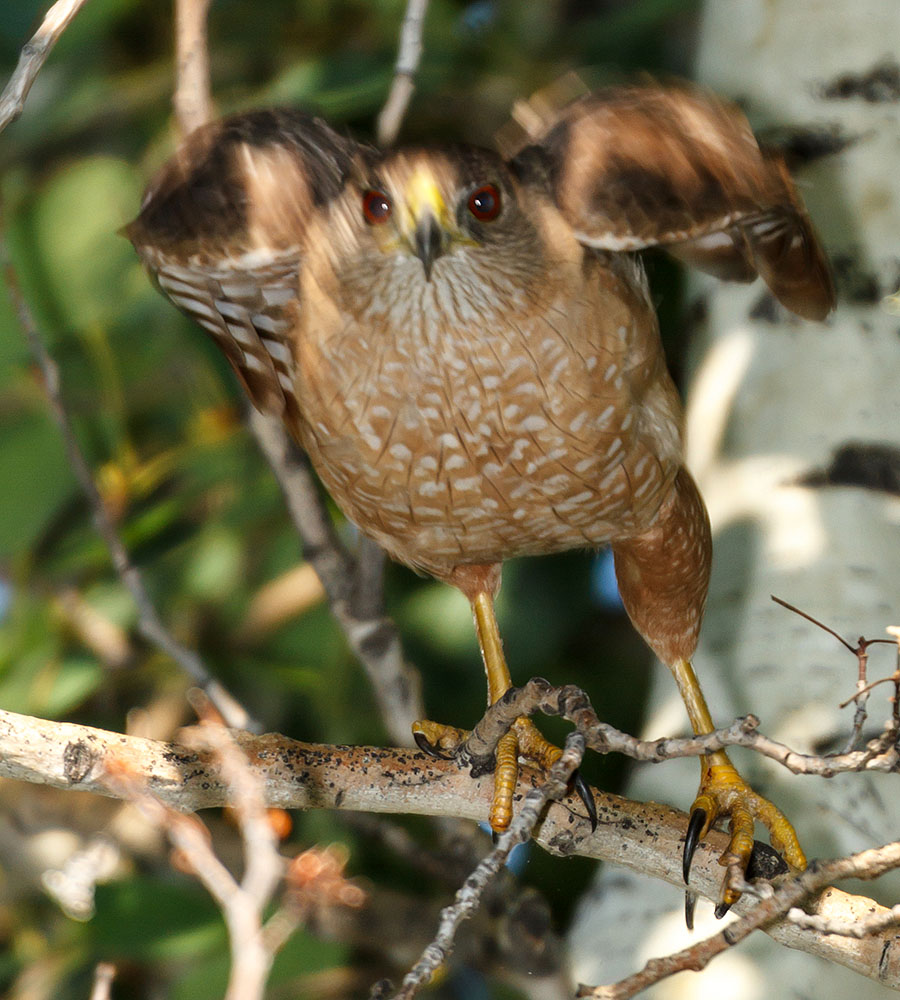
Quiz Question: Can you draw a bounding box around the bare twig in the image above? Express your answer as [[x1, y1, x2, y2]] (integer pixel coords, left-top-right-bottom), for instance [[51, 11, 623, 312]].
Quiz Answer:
[[0, 0, 91, 135], [184, 722, 284, 1000], [247, 410, 424, 745], [163, 0, 425, 745], [0, 230, 256, 732], [106, 721, 287, 1000], [788, 903, 900, 938], [772, 597, 896, 752], [386, 733, 585, 1000], [106, 711, 365, 998], [376, 0, 430, 146], [3, 705, 899, 988], [771, 595, 858, 654], [576, 842, 900, 999], [88, 963, 116, 1000], [174, 0, 213, 138], [458, 676, 900, 778], [184, 721, 283, 911]]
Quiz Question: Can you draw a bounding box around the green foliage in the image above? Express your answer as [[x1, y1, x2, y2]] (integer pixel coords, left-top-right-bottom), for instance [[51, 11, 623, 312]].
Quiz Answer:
[[0, 1, 695, 996]]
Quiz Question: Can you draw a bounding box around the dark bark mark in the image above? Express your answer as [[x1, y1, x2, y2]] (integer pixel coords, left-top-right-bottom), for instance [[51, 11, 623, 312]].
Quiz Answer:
[[799, 443, 900, 497], [822, 59, 900, 103]]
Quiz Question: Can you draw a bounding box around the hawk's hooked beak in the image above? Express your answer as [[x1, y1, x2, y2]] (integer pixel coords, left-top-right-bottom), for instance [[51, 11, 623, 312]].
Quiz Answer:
[[414, 214, 445, 281], [406, 169, 450, 281]]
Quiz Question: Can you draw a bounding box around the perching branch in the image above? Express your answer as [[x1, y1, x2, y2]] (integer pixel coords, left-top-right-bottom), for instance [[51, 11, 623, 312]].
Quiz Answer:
[[0, 0, 91, 135], [3, 702, 900, 990]]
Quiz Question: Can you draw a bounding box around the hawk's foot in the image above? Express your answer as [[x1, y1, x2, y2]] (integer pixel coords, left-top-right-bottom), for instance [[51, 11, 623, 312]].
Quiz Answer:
[[412, 716, 596, 833], [683, 755, 806, 922]]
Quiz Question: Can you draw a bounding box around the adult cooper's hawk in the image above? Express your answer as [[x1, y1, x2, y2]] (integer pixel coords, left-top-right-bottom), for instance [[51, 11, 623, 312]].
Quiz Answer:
[[127, 84, 834, 908]]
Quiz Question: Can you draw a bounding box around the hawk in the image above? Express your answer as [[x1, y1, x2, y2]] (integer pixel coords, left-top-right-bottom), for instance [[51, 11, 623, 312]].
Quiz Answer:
[[127, 84, 834, 909]]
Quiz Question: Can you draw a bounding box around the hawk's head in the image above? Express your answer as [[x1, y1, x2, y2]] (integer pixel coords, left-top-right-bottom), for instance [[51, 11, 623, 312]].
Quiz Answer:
[[322, 147, 546, 291]]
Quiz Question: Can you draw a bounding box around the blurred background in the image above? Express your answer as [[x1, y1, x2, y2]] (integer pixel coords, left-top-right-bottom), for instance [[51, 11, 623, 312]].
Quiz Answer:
[[1, 2, 705, 997]]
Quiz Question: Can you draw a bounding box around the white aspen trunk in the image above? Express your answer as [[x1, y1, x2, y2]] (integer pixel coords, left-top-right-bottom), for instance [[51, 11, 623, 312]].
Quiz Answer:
[[568, 2, 900, 996]]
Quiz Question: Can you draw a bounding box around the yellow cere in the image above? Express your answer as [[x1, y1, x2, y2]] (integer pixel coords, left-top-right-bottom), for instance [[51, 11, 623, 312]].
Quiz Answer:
[[404, 166, 452, 233]]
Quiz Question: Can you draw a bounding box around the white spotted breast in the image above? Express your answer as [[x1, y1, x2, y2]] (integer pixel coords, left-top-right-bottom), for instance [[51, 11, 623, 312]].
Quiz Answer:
[[292, 246, 683, 580]]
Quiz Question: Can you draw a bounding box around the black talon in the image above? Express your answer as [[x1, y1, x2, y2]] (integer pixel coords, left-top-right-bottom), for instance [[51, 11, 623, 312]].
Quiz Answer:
[[683, 807, 707, 885], [684, 890, 697, 931], [572, 769, 597, 831], [714, 901, 732, 920], [414, 731, 443, 758]]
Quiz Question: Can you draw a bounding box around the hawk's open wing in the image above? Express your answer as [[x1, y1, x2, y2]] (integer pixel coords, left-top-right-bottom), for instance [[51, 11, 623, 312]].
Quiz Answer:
[[127, 109, 364, 418], [510, 85, 835, 320]]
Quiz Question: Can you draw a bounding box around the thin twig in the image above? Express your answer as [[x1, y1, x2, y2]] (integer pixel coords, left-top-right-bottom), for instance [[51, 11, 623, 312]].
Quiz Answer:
[[183, 720, 283, 911], [164, 0, 425, 745], [386, 733, 585, 1000], [788, 903, 900, 938], [376, 0, 430, 146], [771, 595, 858, 654], [247, 410, 424, 745], [0, 229, 256, 732], [174, 0, 213, 138], [772, 597, 896, 752], [459, 677, 900, 778], [88, 963, 116, 1000], [576, 842, 900, 999], [0, 0, 91, 135], [106, 721, 288, 1000], [182, 723, 284, 1000]]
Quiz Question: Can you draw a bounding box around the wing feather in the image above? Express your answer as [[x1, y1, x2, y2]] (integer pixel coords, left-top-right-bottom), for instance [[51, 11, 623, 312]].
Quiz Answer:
[[127, 109, 366, 416], [510, 85, 835, 320]]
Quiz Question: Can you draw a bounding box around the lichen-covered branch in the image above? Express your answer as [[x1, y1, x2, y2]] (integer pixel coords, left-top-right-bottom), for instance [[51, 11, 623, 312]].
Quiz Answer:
[[2, 704, 900, 990]]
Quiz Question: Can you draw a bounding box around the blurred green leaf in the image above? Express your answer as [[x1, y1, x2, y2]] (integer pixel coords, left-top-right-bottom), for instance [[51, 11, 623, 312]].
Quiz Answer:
[[32, 157, 142, 329], [183, 525, 244, 602], [41, 653, 104, 716], [90, 877, 224, 962], [0, 409, 76, 557], [401, 580, 477, 658]]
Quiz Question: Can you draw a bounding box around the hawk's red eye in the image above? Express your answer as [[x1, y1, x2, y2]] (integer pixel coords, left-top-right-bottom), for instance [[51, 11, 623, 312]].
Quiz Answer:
[[362, 190, 392, 224], [467, 184, 501, 222]]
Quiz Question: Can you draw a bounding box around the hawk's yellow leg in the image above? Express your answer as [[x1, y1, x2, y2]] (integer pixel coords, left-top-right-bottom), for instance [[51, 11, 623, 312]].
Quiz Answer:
[[670, 657, 807, 905], [412, 591, 568, 832]]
